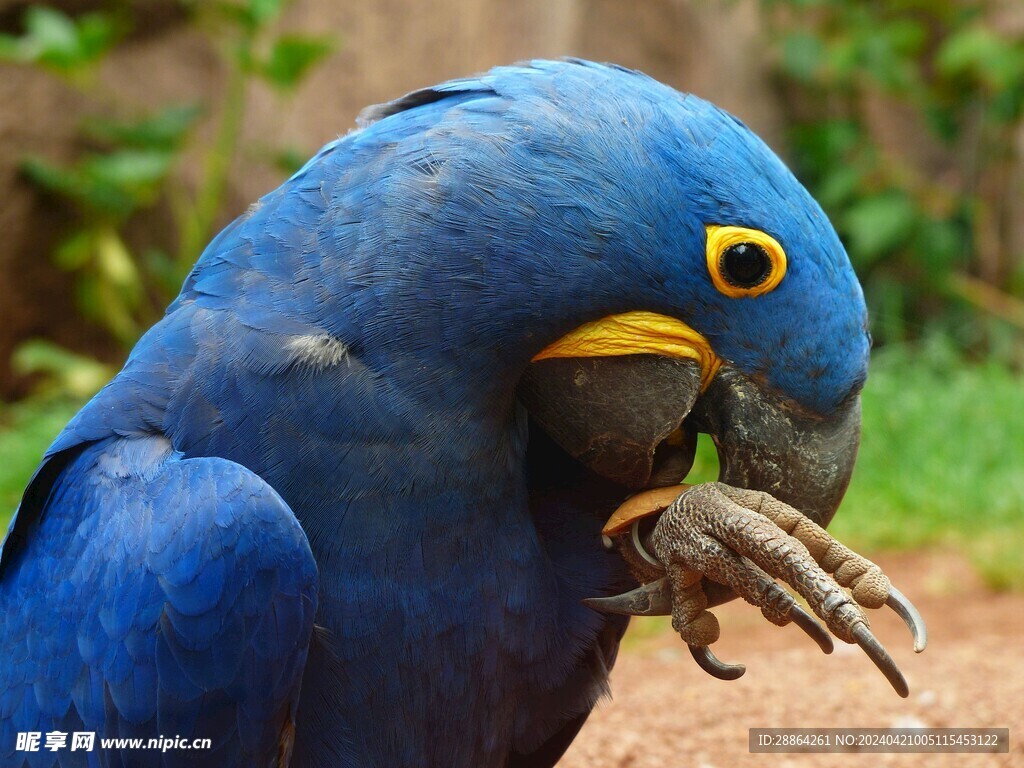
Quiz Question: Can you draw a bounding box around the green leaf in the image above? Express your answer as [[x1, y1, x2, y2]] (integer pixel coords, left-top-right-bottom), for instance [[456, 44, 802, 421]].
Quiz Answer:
[[78, 273, 139, 343], [11, 340, 113, 399], [95, 227, 142, 293], [212, 0, 287, 31], [0, 7, 122, 72], [21, 149, 173, 216], [884, 18, 927, 57], [24, 6, 80, 62], [824, 35, 859, 83], [82, 105, 203, 150], [82, 149, 174, 195], [258, 34, 334, 90], [20, 155, 86, 199], [937, 24, 1024, 93], [53, 231, 95, 270], [21, 155, 130, 215], [74, 12, 122, 62], [990, 85, 1024, 122], [842, 192, 919, 265], [249, 0, 286, 25], [937, 25, 1000, 77]]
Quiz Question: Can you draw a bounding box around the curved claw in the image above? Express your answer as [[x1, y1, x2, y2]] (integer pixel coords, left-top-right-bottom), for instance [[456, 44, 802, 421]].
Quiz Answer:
[[582, 576, 672, 617], [788, 604, 834, 654], [688, 645, 745, 680], [886, 586, 928, 653], [852, 623, 909, 698]]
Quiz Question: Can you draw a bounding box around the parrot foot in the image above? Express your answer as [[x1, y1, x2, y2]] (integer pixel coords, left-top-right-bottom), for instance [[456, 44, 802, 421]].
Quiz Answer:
[[587, 482, 927, 697]]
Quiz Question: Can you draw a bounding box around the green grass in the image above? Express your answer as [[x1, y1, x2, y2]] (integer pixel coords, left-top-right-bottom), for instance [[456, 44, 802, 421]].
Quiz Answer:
[[1, 344, 1021, 588], [832, 342, 1024, 590]]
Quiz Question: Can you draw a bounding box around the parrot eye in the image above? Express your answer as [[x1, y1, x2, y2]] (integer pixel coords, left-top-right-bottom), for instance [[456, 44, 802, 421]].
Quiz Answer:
[[705, 224, 787, 298], [720, 242, 770, 288]]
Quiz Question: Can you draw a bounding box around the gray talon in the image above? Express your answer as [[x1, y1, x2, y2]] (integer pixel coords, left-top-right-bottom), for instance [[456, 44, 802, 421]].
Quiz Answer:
[[600, 483, 924, 695], [789, 604, 834, 654], [852, 623, 909, 698], [688, 645, 745, 680], [582, 576, 672, 617], [886, 586, 928, 653]]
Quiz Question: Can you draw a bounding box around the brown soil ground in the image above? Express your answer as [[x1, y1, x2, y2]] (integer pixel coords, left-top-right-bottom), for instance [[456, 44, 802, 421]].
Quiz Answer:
[[561, 550, 1023, 768]]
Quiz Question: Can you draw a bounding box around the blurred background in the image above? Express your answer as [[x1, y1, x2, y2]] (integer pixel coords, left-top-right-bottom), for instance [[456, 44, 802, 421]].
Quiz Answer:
[[0, 1, 1022, 599]]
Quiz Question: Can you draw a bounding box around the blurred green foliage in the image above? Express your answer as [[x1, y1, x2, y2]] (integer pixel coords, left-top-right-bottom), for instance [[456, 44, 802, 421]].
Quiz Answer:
[[1, 0, 334, 357], [0, 5, 124, 76], [835, 339, 1024, 590], [11, 341, 114, 400], [764, 0, 1024, 361], [0, 396, 82, 516]]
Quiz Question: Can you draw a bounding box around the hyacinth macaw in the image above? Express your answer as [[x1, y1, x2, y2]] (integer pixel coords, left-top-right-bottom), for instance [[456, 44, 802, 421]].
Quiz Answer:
[[0, 59, 925, 768]]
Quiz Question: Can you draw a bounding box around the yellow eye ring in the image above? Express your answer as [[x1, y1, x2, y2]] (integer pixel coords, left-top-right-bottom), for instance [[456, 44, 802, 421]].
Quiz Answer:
[[705, 225, 787, 298]]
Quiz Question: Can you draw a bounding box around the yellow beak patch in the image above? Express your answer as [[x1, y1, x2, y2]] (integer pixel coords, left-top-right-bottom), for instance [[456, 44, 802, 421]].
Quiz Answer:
[[531, 311, 722, 390]]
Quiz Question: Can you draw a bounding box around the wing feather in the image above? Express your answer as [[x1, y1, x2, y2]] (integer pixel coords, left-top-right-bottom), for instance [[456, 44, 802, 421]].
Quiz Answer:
[[0, 437, 317, 767]]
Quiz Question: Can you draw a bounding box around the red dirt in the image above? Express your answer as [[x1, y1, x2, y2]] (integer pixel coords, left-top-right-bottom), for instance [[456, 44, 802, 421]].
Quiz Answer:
[[561, 550, 1024, 768]]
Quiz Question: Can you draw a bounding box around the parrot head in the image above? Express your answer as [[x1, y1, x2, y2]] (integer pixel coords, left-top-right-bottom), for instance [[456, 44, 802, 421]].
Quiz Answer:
[[515, 80, 871, 527], [334, 58, 867, 555]]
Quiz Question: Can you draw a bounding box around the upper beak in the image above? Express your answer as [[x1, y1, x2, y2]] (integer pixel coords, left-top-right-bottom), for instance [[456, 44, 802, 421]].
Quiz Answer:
[[518, 353, 860, 536]]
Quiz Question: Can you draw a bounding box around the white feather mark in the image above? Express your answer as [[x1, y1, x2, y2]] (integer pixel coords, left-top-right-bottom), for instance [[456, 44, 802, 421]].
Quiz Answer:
[[97, 435, 175, 482], [286, 333, 350, 369]]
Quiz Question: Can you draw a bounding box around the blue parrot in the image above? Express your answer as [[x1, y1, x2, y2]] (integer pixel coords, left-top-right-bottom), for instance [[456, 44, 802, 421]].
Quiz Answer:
[[0, 59, 889, 767]]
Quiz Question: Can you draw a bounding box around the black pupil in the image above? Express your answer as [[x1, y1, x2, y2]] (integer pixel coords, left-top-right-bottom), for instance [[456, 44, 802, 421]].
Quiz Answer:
[[720, 242, 771, 288]]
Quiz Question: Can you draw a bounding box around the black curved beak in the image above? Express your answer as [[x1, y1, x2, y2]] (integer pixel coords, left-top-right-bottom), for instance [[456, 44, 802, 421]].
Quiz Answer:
[[518, 354, 861, 539], [687, 365, 861, 529], [685, 365, 861, 606]]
